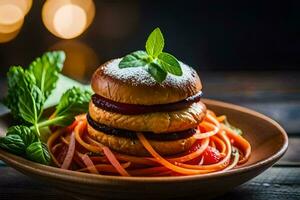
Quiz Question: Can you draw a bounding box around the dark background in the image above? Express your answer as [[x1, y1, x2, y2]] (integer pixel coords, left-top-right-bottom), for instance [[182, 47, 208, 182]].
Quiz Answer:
[[0, 0, 299, 80], [0, 0, 299, 134]]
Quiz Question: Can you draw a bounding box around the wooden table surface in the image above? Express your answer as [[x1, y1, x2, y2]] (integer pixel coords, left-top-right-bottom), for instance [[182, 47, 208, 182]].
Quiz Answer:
[[0, 72, 299, 200]]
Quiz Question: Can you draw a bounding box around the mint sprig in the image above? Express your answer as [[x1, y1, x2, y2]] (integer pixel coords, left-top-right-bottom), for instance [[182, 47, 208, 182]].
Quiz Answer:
[[0, 51, 91, 165], [146, 28, 164, 57], [119, 51, 148, 68], [119, 28, 182, 83]]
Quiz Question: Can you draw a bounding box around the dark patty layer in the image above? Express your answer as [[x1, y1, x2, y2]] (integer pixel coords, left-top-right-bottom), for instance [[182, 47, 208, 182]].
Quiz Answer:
[[87, 113, 196, 141], [91, 91, 203, 115]]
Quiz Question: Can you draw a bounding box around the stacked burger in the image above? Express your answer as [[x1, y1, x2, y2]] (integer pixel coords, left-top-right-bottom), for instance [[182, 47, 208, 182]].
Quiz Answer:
[[87, 58, 206, 156]]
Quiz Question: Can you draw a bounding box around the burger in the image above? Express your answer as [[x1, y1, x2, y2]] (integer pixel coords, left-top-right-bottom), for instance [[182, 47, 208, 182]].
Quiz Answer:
[[87, 58, 206, 156]]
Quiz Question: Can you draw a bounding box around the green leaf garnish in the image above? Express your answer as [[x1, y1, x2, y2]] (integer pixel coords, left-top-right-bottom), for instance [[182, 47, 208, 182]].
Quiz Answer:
[[18, 85, 44, 125], [4, 66, 44, 123], [119, 27, 182, 83], [146, 28, 164, 57], [147, 63, 167, 83], [7, 126, 37, 147], [50, 87, 91, 126], [158, 52, 182, 76], [26, 142, 51, 165], [119, 51, 148, 68], [0, 51, 91, 166], [4, 66, 32, 120], [29, 51, 65, 99], [223, 119, 243, 135], [0, 126, 37, 155], [0, 134, 26, 155]]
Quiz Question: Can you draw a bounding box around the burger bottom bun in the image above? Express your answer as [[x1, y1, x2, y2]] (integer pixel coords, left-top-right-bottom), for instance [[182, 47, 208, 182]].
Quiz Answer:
[[89, 101, 206, 133], [87, 124, 196, 156]]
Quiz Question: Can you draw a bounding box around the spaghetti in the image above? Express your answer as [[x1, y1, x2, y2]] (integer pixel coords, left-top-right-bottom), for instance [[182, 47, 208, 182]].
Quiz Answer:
[[47, 110, 251, 177]]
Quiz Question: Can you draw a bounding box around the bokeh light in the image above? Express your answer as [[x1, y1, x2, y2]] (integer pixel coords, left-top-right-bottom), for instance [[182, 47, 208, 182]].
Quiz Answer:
[[0, 0, 32, 43], [49, 40, 99, 82], [42, 0, 95, 39], [0, 0, 32, 15], [0, 28, 21, 43], [0, 4, 24, 33]]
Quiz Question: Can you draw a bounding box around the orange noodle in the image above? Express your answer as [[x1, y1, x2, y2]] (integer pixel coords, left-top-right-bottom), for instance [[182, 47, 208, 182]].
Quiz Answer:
[[137, 133, 214, 175], [47, 128, 64, 167], [47, 110, 251, 176], [61, 131, 76, 169], [221, 124, 251, 164], [174, 131, 232, 171], [102, 146, 131, 176]]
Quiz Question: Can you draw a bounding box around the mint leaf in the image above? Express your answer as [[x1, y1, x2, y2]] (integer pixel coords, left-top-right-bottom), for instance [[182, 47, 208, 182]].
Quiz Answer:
[[29, 51, 65, 100], [4, 67, 34, 120], [147, 63, 167, 83], [4, 66, 44, 123], [26, 142, 50, 165], [146, 28, 164, 57], [18, 85, 44, 124], [51, 87, 91, 126], [119, 28, 183, 83], [0, 126, 37, 156], [158, 52, 182, 76], [223, 119, 243, 135], [119, 51, 148, 68], [7, 126, 37, 147], [0, 134, 26, 155]]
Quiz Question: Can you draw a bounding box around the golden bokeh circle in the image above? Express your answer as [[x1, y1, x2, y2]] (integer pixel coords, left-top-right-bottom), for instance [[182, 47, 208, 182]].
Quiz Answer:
[[42, 0, 95, 39]]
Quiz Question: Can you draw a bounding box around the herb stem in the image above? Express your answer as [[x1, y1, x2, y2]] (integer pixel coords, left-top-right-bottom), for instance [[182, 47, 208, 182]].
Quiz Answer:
[[36, 116, 66, 128], [34, 123, 40, 137]]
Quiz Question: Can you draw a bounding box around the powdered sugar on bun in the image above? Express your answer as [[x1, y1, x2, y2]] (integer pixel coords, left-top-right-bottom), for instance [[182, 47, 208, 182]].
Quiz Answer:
[[104, 58, 198, 87], [91, 58, 202, 105]]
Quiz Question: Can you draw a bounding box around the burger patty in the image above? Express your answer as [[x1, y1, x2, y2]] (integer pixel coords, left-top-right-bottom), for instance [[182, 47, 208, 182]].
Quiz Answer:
[[87, 124, 197, 156], [91, 91, 203, 115], [89, 101, 206, 133], [87, 113, 196, 141]]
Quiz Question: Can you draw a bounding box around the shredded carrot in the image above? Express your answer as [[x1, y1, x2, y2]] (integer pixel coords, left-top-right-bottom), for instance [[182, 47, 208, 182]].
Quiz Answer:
[[89, 156, 109, 163], [210, 140, 216, 148], [137, 133, 215, 175], [61, 132, 76, 169], [47, 109, 251, 177], [47, 129, 64, 167], [206, 110, 217, 118], [167, 138, 209, 163], [221, 124, 251, 164], [65, 120, 78, 132], [74, 121, 102, 154], [73, 153, 86, 168], [103, 146, 130, 176], [79, 153, 99, 174], [217, 115, 226, 122], [223, 147, 240, 171], [211, 135, 227, 154], [85, 135, 157, 166], [176, 131, 231, 171], [51, 143, 63, 154], [206, 112, 220, 127], [75, 114, 87, 121], [194, 121, 219, 139]]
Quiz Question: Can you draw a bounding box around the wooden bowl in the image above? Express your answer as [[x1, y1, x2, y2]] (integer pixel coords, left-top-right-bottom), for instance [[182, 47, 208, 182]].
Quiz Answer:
[[0, 99, 288, 199]]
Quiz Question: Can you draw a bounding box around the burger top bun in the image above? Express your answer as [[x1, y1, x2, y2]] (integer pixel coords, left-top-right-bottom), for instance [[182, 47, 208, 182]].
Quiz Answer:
[[91, 58, 202, 105]]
